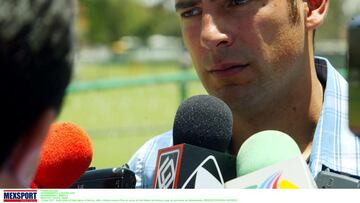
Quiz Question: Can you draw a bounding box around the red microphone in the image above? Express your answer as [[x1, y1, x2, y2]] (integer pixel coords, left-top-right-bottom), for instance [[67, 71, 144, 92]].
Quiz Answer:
[[32, 122, 93, 188]]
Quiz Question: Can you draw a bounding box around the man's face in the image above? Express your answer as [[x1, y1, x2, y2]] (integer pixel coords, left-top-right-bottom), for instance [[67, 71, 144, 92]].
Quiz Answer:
[[176, 0, 307, 113]]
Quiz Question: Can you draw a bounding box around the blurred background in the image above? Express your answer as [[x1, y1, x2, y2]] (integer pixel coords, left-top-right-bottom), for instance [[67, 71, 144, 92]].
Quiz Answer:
[[58, 0, 360, 168]]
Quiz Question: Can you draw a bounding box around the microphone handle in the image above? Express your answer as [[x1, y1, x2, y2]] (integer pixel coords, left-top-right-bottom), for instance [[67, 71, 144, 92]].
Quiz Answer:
[[315, 169, 360, 188]]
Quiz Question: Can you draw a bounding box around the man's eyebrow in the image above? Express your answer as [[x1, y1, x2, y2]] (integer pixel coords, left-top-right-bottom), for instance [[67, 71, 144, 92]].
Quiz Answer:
[[175, 0, 201, 11]]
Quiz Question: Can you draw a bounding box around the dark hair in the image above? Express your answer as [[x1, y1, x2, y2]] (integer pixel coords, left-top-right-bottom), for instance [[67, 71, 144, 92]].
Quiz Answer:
[[0, 0, 75, 166], [288, 0, 301, 24]]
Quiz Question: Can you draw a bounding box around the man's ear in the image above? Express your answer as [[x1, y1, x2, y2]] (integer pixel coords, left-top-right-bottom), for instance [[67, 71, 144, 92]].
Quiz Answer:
[[0, 109, 56, 188], [304, 0, 329, 30]]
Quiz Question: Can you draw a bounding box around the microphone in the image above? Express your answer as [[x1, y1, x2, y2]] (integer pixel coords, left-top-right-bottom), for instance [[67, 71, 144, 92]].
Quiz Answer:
[[314, 168, 360, 188], [70, 164, 136, 189], [225, 130, 316, 189], [172, 95, 233, 152], [32, 122, 93, 188], [153, 95, 236, 189], [348, 15, 360, 135]]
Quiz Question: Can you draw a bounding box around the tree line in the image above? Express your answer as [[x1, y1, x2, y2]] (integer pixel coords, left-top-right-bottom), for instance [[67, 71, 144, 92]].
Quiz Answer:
[[79, 0, 357, 46], [79, 0, 181, 45]]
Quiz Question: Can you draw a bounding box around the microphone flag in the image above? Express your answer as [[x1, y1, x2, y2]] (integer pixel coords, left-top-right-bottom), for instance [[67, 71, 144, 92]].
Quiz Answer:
[[153, 144, 236, 189]]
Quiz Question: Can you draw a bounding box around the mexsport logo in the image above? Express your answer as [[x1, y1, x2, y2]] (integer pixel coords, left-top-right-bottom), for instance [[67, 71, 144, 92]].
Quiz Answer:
[[3, 190, 37, 202]]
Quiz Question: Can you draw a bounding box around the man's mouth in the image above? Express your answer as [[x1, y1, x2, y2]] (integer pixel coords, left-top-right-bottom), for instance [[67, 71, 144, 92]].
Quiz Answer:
[[209, 63, 250, 78]]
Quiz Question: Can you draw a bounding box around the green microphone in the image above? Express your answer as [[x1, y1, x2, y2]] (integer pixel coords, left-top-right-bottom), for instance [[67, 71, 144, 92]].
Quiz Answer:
[[236, 130, 301, 177], [224, 130, 316, 189]]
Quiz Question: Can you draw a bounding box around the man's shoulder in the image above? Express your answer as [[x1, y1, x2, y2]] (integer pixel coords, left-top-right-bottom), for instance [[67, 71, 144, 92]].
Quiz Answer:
[[129, 130, 173, 165], [311, 56, 360, 178], [128, 130, 173, 188]]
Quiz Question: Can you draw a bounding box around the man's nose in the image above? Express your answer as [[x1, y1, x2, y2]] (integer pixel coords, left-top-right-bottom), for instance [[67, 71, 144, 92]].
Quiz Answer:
[[200, 14, 233, 50]]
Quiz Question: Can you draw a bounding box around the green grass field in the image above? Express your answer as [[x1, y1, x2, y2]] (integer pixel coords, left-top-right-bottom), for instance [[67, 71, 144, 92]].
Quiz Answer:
[[57, 62, 206, 168]]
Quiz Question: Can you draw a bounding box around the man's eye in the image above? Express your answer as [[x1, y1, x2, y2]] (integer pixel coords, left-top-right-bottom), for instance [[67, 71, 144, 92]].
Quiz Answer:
[[181, 7, 202, 18], [230, 0, 250, 6]]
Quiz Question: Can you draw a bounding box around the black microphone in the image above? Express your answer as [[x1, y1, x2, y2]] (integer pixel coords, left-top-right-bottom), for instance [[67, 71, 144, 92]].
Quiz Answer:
[[71, 164, 136, 189], [348, 15, 360, 134], [173, 94, 233, 151], [153, 95, 236, 189]]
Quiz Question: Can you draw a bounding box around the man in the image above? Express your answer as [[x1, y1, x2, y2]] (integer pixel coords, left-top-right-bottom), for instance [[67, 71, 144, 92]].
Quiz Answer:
[[0, 0, 75, 188], [129, 0, 360, 188]]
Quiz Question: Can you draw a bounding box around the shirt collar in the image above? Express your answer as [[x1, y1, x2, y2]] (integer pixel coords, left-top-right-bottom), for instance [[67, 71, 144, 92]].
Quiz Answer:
[[309, 56, 360, 178]]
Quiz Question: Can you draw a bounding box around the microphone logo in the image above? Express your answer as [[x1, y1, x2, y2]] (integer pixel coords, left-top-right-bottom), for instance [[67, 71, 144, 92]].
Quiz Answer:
[[155, 149, 180, 189], [246, 172, 299, 189], [181, 156, 224, 188]]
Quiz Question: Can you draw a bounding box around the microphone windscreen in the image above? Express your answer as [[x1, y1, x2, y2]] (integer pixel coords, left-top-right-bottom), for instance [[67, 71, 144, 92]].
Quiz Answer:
[[30, 181, 38, 189], [236, 130, 300, 176], [173, 95, 232, 152], [34, 122, 93, 188]]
